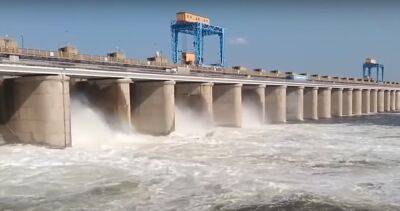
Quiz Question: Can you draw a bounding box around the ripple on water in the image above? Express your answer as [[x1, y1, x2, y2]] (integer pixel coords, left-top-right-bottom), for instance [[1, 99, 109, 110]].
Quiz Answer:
[[0, 108, 400, 210]]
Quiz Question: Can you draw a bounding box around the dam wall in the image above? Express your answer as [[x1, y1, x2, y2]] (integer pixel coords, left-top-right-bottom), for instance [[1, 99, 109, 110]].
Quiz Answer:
[[0, 73, 399, 148]]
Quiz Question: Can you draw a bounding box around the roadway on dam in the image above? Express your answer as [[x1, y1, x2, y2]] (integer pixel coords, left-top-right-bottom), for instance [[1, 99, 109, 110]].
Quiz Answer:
[[0, 60, 397, 91]]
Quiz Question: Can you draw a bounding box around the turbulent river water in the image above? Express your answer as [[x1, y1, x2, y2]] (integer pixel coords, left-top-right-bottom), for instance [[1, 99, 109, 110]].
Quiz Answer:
[[1, 99, 400, 211]]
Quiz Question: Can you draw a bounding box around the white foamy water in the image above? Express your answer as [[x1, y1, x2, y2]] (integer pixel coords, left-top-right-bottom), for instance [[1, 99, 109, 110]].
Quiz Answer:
[[0, 99, 400, 210]]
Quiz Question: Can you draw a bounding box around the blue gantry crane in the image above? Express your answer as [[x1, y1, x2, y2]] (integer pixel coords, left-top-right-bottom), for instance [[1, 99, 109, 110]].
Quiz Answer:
[[171, 12, 225, 66], [363, 58, 384, 82]]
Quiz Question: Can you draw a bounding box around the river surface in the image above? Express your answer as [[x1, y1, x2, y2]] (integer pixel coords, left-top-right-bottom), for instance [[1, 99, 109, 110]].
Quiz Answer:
[[1, 101, 400, 210]]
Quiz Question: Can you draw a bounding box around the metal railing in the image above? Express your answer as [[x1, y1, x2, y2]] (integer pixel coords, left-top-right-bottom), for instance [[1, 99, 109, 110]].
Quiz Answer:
[[0, 46, 174, 69], [0, 46, 394, 86]]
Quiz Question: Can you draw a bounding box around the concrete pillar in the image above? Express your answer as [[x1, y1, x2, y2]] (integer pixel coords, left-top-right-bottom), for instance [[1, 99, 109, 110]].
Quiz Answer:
[[390, 90, 396, 111], [266, 85, 286, 123], [81, 79, 132, 127], [175, 82, 213, 123], [378, 89, 385, 113], [242, 84, 266, 123], [5, 75, 71, 148], [213, 84, 242, 127], [0, 78, 6, 124], [331, 88, 343, 117], [361, 89, 370, 115], [396, 91, 400, 111], [352, 88, 362, 116], [132, 81, 175, 135], [303, 87, 318, 120], [370, 89, 378, 114], [286, 86, 304, 121], [318, 87, 332, 119], [342, 88, 353, 116], [384, 90, 391, 112]]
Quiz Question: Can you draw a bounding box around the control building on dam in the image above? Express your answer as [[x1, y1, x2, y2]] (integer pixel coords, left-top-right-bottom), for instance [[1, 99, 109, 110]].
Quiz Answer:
[[0, 39, 400, 148]]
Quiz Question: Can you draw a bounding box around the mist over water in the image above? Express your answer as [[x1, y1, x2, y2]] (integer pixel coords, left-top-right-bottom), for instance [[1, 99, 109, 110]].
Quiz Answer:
[[175, 105, 213, 135], [0, 96, 400, 210], [242, 101, 263, 128], [70, 97, 147, 150]]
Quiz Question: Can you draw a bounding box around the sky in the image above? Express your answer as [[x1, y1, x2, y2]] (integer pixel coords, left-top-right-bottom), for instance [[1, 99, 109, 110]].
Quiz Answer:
[[0, 0, 399, 80]]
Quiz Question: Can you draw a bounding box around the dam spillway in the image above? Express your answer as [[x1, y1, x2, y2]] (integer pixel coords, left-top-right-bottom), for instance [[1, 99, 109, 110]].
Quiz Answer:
[[0, 53, 399, 148]]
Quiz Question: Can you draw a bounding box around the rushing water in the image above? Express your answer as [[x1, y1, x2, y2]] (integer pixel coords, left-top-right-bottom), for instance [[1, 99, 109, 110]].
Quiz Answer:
[[1, 100, 400, 210]]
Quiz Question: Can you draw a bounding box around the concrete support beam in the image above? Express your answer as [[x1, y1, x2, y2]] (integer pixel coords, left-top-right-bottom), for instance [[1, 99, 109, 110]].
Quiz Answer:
[[318, 87, 332, 119], [331, 88, 343, 117], [132, 81, 175, 135], [378, 89, 385, 113], [242, 84, 266, 124], [342, 88, 353, 116], [370, 89, 378, 114], [286, 86, 304, 121], [390, 90, 396, 111], [384, 90, 391, 112], [5, 75, 71, 148], [303, 87, 318, 120], [361, 89, 370, 115], [396, 91, 400, 111], [213, 84, 242, 127], [266, 85, 286, 123], [175, 82, 213, 123], [352, 88, 362, 116]]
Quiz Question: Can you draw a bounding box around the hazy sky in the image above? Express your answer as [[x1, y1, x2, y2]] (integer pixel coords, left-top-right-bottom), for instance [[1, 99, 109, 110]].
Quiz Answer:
[[0, 0, 399, 80]]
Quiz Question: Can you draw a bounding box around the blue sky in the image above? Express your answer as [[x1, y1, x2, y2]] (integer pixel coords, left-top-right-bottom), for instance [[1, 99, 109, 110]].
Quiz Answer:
[[0, 0, 399, 80]]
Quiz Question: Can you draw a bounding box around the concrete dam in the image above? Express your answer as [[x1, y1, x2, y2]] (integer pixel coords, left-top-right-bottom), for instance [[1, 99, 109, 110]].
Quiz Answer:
[[0, 44, 399, 148]]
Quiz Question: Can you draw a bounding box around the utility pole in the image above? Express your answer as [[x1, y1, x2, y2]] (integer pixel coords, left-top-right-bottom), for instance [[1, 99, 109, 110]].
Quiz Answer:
[[20, 34, 24, 48]]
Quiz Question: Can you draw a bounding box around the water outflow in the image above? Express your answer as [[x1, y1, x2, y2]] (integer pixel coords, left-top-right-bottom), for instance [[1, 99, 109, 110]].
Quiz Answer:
[[242, 100, 264, 128], [1, 96, 400, 210], [175, 105, 213, 135], [70, 96, 146, 149]]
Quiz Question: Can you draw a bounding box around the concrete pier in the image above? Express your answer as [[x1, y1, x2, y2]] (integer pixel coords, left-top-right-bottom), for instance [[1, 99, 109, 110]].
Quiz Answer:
[[0, 78, 6, 124], [317, 87, 331, 119], [3, 75, 71, 148], [286, 86, 304, 121], [396, 91, 400, 111], [352, 88, 362, 116], [266, 85, 286, 123], [331, 88, 343, 117], [213, 84, 242, 127], [132, 81, 175, 135], [303, 87, 318, 120], [390, 90, 396, 111], [361, 89, 370, 114], [175, 82, 213, 123], [242, 84, 266, 123], [378, 89, 385, 113], [75, 79, 132, 127], [384, 90, 391, 112], [342, 88, 353, 116], [370, 89, 378, 114]]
